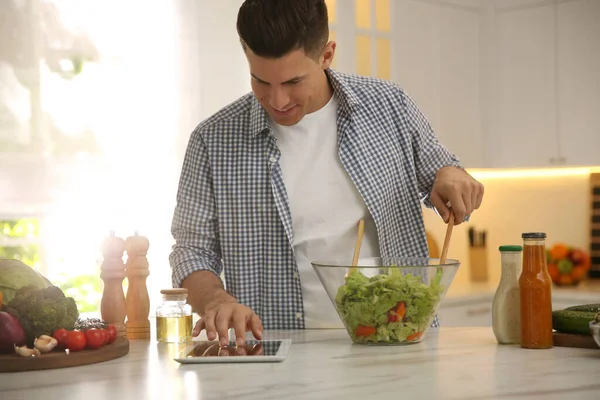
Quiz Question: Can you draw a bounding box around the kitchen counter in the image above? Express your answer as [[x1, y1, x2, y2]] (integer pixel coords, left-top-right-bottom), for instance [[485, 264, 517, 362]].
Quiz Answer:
[[437, 279, 600, 327], [443, 279, 600, 306], [1, 328, 599, 400]]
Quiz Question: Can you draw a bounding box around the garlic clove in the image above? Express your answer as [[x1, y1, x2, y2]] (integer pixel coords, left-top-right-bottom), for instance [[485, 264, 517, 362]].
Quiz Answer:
[[14, 344, 41, 357], [34, 335, 58, 353]]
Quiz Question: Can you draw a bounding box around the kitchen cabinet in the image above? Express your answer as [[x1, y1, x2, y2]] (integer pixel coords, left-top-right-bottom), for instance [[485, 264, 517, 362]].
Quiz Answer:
[[556, 0, 600, 167], [487, 2, 558, 168], [329, 0, 600, 169], [327, 0, 485, 168], [486, 0, 600, 168], [394, 0, 485, 168]]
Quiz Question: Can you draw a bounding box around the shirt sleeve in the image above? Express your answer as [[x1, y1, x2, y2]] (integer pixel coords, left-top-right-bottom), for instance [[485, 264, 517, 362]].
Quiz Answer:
[[169, 129, 223, 288], [400, 91, 463, 210]]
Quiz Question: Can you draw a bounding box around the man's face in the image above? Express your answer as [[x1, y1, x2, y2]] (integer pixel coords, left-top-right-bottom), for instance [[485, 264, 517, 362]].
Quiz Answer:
[[244, 42, 336, 126]]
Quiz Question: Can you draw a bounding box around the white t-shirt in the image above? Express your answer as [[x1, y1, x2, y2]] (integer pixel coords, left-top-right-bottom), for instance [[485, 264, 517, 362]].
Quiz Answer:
[[271, 94, 380, 329]]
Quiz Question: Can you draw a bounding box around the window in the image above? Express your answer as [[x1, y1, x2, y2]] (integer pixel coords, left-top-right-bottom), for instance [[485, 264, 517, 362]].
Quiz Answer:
[[0, 218, 41, 269], [354, 0, 392, 79], [325, 0, 338, 69], [0, 0, 179, 316]]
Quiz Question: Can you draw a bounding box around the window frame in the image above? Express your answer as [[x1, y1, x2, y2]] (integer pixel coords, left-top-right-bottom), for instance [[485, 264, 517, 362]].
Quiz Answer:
[[329, 0, 395, 79]]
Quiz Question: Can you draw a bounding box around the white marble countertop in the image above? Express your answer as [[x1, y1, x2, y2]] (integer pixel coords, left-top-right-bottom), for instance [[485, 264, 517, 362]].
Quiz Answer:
[[1, 327, 599, 400]]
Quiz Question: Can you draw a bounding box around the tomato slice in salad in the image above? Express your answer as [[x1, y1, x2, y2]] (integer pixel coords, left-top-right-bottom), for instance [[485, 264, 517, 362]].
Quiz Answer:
[[355, 325, 377, 336], [387, 301, 407, 323]]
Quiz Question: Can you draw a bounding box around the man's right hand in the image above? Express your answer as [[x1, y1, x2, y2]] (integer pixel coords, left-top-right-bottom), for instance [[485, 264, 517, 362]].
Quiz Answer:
[[193, 296, 264, 347]]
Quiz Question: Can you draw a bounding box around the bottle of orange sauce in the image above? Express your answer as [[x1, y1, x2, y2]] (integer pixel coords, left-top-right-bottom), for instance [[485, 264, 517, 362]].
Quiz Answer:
[[519, 232, 553, 349]]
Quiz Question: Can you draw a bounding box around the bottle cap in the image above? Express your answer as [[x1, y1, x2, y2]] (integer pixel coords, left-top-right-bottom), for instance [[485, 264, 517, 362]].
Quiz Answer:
[[160, 288, 188, 295], [499, 245, 523, 252], [522, 232, 546, 239]]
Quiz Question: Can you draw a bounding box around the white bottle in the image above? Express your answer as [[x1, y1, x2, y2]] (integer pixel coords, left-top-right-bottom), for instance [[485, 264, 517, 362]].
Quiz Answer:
[[492, 245, 523, 344]]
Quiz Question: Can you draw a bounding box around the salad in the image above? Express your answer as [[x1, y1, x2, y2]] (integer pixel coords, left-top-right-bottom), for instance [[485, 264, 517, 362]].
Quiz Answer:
[[335, 267, 445, 344]]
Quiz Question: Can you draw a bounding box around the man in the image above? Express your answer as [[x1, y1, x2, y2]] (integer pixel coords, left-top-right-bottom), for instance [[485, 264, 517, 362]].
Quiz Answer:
[[169, 0, 484, 347]]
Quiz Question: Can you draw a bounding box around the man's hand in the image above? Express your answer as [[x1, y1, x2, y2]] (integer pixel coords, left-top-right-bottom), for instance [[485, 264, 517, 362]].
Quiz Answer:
[[429, 166, 484, 225], [193, 293, 264, 347], [182, 270, 264, 347]]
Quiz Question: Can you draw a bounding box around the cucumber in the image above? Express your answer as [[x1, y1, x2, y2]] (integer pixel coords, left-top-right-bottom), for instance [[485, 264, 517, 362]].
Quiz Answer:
[[564, 303, 600, 313], [552, 310, 596, 336]]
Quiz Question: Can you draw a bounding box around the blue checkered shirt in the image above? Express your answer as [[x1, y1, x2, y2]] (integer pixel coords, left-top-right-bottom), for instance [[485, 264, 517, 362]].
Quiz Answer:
[[169, 69, 461, 330]]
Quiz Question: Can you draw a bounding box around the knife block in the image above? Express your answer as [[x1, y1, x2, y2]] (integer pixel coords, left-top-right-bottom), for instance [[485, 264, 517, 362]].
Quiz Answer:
[[469, 247, 489, 282]]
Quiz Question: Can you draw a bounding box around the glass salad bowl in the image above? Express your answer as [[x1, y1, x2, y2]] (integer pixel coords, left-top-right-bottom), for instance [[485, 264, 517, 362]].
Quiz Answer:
[[311, 257, 460, 345]]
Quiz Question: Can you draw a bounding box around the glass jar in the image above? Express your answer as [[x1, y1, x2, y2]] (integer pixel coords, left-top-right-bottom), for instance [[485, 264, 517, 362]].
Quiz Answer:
[[492, 245, 522, 344], [155, 288, 193, 343], [519, 232, 553, 349]]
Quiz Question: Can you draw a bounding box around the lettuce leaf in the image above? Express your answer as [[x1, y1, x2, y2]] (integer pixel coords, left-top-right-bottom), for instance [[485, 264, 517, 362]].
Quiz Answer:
[[335, 267, 445, 343]]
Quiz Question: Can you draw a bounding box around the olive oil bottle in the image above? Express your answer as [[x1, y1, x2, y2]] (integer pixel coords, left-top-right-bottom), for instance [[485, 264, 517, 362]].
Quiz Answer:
[[156, 315, 193, 343], [155, 288, 193, 343]]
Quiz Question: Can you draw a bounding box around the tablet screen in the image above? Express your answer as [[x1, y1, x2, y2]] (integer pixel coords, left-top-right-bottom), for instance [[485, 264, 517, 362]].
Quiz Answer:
[[185, 340, 282, 358]]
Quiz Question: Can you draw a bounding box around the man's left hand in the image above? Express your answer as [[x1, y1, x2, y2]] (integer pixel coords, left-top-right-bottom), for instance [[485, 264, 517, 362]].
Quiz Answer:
[[429, 166, 484, 225]]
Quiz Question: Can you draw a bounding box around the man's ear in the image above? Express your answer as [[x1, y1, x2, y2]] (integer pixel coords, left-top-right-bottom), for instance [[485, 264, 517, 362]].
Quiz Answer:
[[320, 41, 336, 69]]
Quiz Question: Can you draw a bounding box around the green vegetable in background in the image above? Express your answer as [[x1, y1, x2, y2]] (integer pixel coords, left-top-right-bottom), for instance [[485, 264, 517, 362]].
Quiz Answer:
[[551, 309, 596, 336], [4, 285, 79, 346], [335, 268, 444, 344], [564, 303, 600, 313], [0, 259, 52, 304]]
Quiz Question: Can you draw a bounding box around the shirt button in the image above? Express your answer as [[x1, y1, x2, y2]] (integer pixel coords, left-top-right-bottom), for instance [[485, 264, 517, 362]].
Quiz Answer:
[[269, 156, 277, 163], [293, 272, 299, 279], [295, 312, 303, 320]]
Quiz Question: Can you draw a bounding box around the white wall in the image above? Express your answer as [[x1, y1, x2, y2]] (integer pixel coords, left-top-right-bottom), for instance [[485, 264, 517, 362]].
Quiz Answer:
[[424, 170, 594, 289], [175, 0, 251, 162]]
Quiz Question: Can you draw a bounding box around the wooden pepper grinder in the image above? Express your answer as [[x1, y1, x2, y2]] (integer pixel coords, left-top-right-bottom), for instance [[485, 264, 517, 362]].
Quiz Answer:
[[124, 231, 151, 340], [100, 231, 127, 338]]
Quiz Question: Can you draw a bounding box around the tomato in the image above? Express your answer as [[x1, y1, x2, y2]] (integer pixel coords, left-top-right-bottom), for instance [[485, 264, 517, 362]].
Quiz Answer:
[[395, 302, 406, 319], [85, 329, 105, 350], [387, 302, 406, 323], [52, 328, 69, 349], [98, 328, 109, 345], [387, 312, 398, 323], [570, 266, 588, 282], [66, 330, 86, 352], [355, 325, 377, 337], [106, 324, 117, 344], [569, 248, 588, 265]]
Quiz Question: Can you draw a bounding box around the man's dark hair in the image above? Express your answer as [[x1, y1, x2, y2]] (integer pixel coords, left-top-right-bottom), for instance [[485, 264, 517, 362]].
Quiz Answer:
[[237, 0, 329, 59]]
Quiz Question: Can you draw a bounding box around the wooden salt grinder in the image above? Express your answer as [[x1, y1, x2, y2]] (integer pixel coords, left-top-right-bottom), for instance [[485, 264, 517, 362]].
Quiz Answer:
[[124, 232, 151, 340], [100, 231, 127, 338]]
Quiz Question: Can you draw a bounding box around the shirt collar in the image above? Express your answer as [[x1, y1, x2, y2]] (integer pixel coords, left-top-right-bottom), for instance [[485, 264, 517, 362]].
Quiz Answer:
[[248, 68, 362, 137]]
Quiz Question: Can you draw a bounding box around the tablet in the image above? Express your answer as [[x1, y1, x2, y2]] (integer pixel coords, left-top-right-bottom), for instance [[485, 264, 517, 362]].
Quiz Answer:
[[173, 339, 292, 364]]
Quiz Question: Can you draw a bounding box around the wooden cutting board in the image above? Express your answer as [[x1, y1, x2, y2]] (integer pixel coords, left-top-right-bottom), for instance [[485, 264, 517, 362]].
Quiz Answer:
[[0, 336, 130, 373], [553, 332, 599, 349]]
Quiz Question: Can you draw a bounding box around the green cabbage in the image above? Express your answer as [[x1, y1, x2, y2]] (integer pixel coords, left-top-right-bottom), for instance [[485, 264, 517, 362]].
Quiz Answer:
[[0, 259, 52, 304]]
